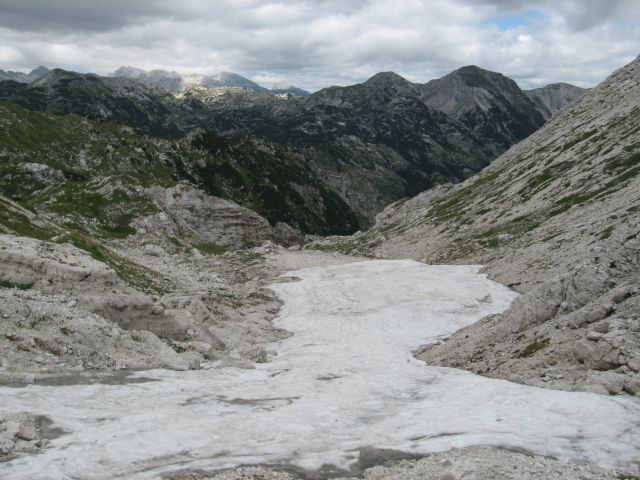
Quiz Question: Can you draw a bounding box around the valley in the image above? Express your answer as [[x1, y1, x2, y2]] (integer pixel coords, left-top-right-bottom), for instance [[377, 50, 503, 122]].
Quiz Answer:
[[0, 51, 638, 480]]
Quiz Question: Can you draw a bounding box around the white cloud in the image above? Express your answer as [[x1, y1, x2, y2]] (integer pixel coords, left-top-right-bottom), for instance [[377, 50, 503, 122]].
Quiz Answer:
[[0, 0, 638, 91]]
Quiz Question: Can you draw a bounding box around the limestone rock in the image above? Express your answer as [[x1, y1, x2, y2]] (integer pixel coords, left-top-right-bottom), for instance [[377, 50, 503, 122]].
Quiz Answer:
[[134, 183, 273, 249], [0, 234, 119, 291], [177, 351, 203, 370], [624, 375, 640, 395], [0, 413, 46, 461], [590, 371, 626, 395], [81, 294, 188, 340]]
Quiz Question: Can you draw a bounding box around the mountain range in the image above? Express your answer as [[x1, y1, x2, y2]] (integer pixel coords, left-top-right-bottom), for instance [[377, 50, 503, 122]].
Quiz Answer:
[[0, 66, 581, 233], [110, 66, 311, 97]]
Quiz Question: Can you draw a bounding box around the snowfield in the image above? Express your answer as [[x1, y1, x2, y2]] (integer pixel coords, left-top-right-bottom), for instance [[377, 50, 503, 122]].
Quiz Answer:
[[1, 260, 639, 479]]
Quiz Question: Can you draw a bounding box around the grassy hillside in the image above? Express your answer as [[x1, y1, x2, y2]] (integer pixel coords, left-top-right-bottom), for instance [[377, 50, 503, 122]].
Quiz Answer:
[[0, 101, 359, 237]]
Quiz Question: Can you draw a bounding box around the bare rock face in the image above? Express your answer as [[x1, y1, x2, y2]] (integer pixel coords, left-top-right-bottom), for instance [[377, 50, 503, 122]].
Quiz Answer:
[[0, 234, 119, 291], [133, 183, 290, 249], [82, 295, 188, 340], [0, 234, 189, 341], [343, 57, 640, 395], [0, 233, 228, 381]]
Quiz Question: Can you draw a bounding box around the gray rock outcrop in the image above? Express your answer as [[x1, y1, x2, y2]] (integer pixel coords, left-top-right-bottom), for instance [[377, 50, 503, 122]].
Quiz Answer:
[[134, 183, 274, 249], [133, 183, 302, 249], [0, 234, 119, 291]]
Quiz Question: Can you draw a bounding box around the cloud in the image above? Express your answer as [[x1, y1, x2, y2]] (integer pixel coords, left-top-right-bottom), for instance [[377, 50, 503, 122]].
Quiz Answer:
[[0, 0, 638, 91], [0, 0, 200, 32], [470, 0, 640, 31]]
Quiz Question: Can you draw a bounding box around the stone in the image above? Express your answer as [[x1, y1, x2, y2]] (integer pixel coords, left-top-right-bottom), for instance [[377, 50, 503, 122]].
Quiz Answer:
[[82, 295, 187, 340], [593, 321, 609, 334], [15, 422, 37, 442], [624, 376, 640, 395], [590, 371, 626, 395], [177, 351, 203, 370], [218, 356, 255, 369], [438, 474, 457, 480], [578, 383, 609, 395], [242, 347, 268, 363], [573, 339, 621, 371], [143, 244, 164, 257], [0, 436, 16, 455], [272, 222, 304, 247]]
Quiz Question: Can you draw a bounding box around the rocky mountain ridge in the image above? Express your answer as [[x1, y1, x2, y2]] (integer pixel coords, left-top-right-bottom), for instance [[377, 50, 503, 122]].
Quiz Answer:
[[0, 66, 49, 83], [0, 64, 583, 226], [270, 84, 311, 97], [111, 66, 313, 97]]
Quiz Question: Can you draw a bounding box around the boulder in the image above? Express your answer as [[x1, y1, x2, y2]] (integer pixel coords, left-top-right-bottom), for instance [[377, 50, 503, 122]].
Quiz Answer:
[[590, 371, 626, 395]]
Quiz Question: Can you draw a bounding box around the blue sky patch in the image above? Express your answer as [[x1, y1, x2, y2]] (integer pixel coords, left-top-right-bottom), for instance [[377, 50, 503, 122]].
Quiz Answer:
[[484, 10, 544, 31]]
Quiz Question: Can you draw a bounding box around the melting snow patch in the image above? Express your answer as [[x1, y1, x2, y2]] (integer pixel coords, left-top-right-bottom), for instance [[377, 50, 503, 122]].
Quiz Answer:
[[1, 260, 639, 479]]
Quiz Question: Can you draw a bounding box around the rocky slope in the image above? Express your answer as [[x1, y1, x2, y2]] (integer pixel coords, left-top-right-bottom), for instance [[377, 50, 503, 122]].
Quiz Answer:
[[315, 56, 640, 396], [525, 82, 587, 119], [0, 194, 320, 388], [0, 207, 361, 461]]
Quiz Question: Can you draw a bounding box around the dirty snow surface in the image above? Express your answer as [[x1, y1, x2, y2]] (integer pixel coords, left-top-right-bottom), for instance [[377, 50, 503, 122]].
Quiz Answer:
[[2, 260, 639, 479]]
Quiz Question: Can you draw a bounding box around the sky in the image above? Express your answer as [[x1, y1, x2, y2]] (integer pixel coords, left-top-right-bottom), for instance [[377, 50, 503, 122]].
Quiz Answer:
[[0, 0, 638, 92]]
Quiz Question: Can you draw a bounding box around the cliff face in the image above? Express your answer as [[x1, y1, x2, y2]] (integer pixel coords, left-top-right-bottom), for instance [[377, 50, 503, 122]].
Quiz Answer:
[[133, 183, 302, 250], [324, 57, 640, 396]]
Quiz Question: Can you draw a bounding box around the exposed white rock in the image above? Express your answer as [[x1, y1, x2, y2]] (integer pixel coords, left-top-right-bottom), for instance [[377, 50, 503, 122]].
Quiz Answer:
[[0, 234, 119, 291], [132, 183, 301, 249]]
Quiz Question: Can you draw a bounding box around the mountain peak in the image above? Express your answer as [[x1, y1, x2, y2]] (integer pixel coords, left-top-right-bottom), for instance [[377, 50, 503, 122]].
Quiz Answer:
[[447, 65, 511, 87], [420, 64, 545, 148], [524, 82, 586, 119], [112, 66, 146, 78], [365, 71, 409, 86], [271, 84, 311, 97], [29, 66, 49, 77]]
